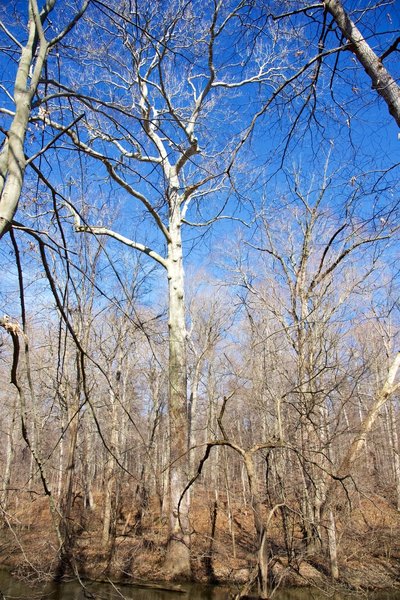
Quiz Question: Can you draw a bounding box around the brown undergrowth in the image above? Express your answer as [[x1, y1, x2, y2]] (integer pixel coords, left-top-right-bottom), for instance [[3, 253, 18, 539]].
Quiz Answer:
[[0, 489, 399, 592]]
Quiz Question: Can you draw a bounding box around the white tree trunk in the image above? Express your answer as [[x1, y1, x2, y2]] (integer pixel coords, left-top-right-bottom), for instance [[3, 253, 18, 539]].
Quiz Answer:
[[327, 509, 339, 580], [164, 213, 191, 577], [0, 1, 50, 239]]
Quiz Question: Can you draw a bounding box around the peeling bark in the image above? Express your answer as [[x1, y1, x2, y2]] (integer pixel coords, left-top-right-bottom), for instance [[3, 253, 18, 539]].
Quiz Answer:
[[325, 0, 400, 127], [164, 212, 191, 578], [0, 0, 89, 240], [0, 1, 50, 239]]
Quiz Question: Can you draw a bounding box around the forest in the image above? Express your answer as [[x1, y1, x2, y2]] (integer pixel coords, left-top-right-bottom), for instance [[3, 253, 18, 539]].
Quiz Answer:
[[0, 1, 400, 598]]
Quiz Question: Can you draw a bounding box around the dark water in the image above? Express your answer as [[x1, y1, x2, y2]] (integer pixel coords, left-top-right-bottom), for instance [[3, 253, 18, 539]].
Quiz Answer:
[[0, 569, 225, 600], [0, 569, 399, 600]]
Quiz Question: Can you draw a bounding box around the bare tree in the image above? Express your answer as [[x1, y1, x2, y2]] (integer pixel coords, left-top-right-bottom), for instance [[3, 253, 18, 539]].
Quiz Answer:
[[0, 0, 89, 240], [34, 0, 293, 577], [235, 159, 395, 580]]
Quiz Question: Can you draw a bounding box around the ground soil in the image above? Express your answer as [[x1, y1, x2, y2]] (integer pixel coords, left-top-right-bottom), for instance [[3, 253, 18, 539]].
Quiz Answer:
[[0, 490, 399, 594]]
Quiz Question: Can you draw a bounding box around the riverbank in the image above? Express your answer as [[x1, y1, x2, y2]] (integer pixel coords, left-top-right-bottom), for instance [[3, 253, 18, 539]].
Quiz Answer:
[[2, 565, 398, 600], [1, 491, 399, 595]]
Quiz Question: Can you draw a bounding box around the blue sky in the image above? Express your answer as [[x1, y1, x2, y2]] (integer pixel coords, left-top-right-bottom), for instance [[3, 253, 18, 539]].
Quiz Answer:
[[0, 0, 399, 320]]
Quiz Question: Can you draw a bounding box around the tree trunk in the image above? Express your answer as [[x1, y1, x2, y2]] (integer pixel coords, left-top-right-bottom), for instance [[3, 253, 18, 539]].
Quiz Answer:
[[57, 408, 65, 500], [223, 446, 237, 560], [327, 509, 339, 580], [325, 0, 400, 127], [387, 400, 400, 511], [1, 397, 17, 512], [244, 452, 269, 599], [102, 390, 118, 549], [63, 405, 80, 522], [56, 394, 80, 582], [82, 414, 95, 511], [164, 215, 191, 578], [0, 2, 51, 239]]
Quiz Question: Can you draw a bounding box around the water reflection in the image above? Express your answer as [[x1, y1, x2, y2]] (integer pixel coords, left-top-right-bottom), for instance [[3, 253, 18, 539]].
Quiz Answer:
[[1, 569, 399, 600], [274, 590, 400, 600], [0, 570, 227, 600], [48, 580, 226, 600]]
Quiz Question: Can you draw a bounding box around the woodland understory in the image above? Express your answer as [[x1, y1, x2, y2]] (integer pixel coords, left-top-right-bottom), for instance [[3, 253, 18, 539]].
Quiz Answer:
[[0, 482, 399, 593], [1, 303, 400, 596]]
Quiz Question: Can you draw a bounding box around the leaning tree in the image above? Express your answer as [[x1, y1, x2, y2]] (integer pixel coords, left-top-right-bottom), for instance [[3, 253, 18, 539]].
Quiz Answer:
[[0, 0, 89, 239]]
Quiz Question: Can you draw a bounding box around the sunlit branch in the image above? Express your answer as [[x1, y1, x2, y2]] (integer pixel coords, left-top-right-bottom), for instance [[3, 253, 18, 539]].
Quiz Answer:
[[71, 212, 167, 269], [42, 118, 171, 242], [0, 20, 23, 48], [183, 215, 251, 228], [48, 0, 90, 46]]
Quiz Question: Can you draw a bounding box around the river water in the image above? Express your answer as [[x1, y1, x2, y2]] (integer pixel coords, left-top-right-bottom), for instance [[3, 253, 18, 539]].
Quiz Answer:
[[0, 569, 399, 600]]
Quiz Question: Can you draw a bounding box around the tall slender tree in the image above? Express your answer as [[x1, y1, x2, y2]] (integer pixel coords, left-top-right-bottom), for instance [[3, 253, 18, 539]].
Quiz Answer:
[[0, 0, 89, 239]]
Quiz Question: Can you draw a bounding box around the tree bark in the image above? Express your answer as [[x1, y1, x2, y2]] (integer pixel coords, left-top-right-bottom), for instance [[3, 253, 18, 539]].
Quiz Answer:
[[164, 213, 191, 578], [326, 509, 339, 580], [0, 1, 50, 239], [102, 389, 118, 549], [1, 396, 17, 512], [325, 0, 400, 127], [62, 403, 79, 523], [0, 0, 89, 239], [244, 452, 269, 599]]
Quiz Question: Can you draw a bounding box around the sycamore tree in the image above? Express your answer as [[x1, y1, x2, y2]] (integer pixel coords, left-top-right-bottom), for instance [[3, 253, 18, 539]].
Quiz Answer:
[[0, 0, 89, 240], [0, 0, 327, 579], [30, 0, 298, 577]]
